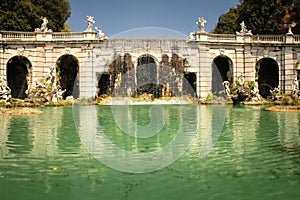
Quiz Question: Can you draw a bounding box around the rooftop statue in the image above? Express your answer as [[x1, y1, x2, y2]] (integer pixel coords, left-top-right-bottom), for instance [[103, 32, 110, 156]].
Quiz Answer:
[[236, 21, 252, 36], [188, 32, 195, 40], [286, 22, 296, 35], [95, 27, 108, 40], [85, 16, 95, 32], [196, 17, 207, 33], [35, 17, 52, 33], [283, 10, 296, 35]]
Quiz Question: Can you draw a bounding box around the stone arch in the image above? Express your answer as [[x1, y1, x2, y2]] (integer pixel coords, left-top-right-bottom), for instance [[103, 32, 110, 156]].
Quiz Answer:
[[256, 58, 279, 98], [137, 54, 157, 66], [159, 53, 194, 97], [161, 54, 170, 66], [123, 53, 134, 72], [170, 53, 189, 73], [56, 54, 79, 99], [99, 53, 135, 97], [122, 53, 135, 96], [212, 55, 233, 95], [183, 73, 197, 97], [97, 73, 111, 96], [6, 56, 32, 99], [136, 54, 159, 97]]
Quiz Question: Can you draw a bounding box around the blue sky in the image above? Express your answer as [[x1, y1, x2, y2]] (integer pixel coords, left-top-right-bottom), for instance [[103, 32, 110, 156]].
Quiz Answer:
[[67, 0, 240, 38]]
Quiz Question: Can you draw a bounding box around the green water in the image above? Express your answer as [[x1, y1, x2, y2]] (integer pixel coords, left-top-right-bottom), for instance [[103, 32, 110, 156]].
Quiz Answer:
[[0, 105, 299, 200]]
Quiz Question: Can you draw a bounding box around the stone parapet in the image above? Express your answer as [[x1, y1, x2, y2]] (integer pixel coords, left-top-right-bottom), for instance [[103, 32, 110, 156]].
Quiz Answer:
[[0, 31, 97, 41]]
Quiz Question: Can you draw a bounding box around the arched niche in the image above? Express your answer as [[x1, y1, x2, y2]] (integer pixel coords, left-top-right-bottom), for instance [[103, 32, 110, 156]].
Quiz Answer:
[[136, 54, 159, 97], [56, 54, 79, 99], [97, 73, 111, 96], [158, 53, 191, 97], [256, 58, 279, 98], [212, 55, 233, 96], [98, 53, 135, 97], [6, 56, 32, 99]]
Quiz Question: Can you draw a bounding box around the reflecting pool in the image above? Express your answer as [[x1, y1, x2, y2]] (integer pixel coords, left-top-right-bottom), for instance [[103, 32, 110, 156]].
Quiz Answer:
[[0, 105, 299, 200]]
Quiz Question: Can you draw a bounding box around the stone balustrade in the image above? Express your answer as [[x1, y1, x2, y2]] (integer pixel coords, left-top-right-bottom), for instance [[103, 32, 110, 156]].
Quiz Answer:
[[252, 35, 285, 43], [0, 31, 96, 41], [1, 30, 300, 44], [0, 31, 36, 40], [294, 35, 300, 42], [52, 32, 85, 39], [207, 34, 237, 41]]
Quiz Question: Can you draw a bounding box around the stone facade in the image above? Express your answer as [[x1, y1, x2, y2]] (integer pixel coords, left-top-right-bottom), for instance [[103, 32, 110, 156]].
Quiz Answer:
[[1, 31, 300, 99]]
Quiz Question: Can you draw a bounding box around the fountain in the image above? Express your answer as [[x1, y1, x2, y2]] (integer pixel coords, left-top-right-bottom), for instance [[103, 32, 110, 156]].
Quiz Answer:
[[0, 77, 11, 102]]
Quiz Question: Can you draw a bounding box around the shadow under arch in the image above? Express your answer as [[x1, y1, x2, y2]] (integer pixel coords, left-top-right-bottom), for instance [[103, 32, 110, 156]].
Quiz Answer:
[[6, 56, 32, 99], [56, 54, 79, 99], [256, 58, 279, 98], [212, 55, 233, 96], [159, 53, 194, 97], [136, 54, 160, 97], [97, 53, 135, 97], [104, 53, 193, 98]]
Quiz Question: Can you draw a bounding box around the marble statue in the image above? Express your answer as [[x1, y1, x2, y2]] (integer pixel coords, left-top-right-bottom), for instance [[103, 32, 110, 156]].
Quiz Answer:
[[196, 17, 207, 33], [52, 87, 66, 103], [286, 22, 296, 35], [35, 17, 52, 33], [292, 76, 299, 97], [95, 27, 108, 40], [0, 77, 11, 101], [189, 32, 195, 40], [46, 66, 55, 85], [270, 87, 280, 100], [85, 16, 95, 32], [237, 74, 245, 86], [223, 81, 231, 96], [250, 82, 261, 101], [41, 17, 48, 32], [236, 21, 252, 35]]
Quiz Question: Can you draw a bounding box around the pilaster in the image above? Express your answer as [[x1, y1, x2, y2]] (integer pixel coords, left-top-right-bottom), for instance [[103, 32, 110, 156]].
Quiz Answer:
[[198, 45, 211, 98]]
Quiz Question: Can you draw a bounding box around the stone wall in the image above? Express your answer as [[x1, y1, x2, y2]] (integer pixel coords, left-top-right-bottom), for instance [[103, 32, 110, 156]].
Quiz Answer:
[[1, 35, 300, 99]]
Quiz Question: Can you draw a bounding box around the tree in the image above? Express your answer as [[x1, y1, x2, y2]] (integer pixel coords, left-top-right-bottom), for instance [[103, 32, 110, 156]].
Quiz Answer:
[[237, 0, 285, 34], [212, 8, 239, 34], [212, 0, 300, 34], [61, 22, 71, 32], [0, 0, 70, 32]]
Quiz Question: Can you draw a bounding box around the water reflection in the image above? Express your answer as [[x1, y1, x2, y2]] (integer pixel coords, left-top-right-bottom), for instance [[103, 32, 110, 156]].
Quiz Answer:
[[276, 112, 300, 154], [0, 106, 299, 199], [0, 117, 10, 157], [74, 105, 202, 173], [7, 117, 33, 154]]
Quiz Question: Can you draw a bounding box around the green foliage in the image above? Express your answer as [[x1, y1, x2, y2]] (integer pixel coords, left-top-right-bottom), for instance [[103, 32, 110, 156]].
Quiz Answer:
[[61, 22, 71, 32], [0, 0, 71, 31], [202, 93, 225, 104], [212, 0, 300, 34], [230, 80, 257, 97], [212, 8, 239, 34]]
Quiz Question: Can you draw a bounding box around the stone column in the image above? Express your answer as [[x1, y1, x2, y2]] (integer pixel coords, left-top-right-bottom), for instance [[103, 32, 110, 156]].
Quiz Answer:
[[284, 47, 295, 93], [235, 48, 245, 81], [31, 47, 47, 82], [243, 46, 255, 82], [79, 47, 97, 99], [198, 45, 211, 98], [0, 46, 4, 78], [283, 35, 295, 93], [44, 47, 55, 80], [1, 49, 13, 80]]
